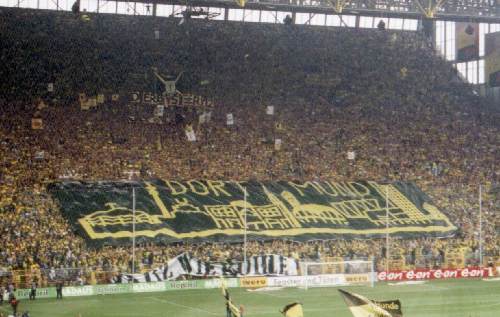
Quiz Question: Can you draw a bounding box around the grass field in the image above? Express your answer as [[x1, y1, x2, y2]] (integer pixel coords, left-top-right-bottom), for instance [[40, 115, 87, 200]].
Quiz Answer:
[[3, 279, 499, 317]]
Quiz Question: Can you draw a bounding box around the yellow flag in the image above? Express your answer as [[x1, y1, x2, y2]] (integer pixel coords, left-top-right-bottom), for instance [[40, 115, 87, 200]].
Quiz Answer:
[[31, 118, 43, 130], [221, 278, 240, 317], [485, 32, 500, 87], [456, 23, 479, 61], [235, 0, 246, 7], [338, 289, 402, 317], [227, 299, 241, 317], [281, 302, 303, 317], [220, 277, 228, 298]]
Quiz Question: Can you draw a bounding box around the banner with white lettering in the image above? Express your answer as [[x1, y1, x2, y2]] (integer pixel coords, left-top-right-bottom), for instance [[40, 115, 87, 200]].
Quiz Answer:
[[130, 92, 214, 108], [377, 267, 491, 281], [227, 113, 234, 126], [114, 253, 298, 283]]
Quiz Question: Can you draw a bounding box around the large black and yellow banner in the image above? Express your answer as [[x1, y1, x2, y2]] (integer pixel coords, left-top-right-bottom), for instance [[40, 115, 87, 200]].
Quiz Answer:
[[48, 180, 456, 246], [485, 32, 500, 87], [456, 23, 479, 62]]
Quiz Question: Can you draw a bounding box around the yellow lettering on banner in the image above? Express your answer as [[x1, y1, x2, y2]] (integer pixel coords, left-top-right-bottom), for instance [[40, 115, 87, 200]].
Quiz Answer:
[[315, 181, 340, 197], [280, 191, 348, 225], [263, 186, 302, 228], [345, 274, 370, 283], [375, 301, 400, 310], [362, 198, 381, 211], [187, 180, 209, 195], [366, 181, 385, 195], [241, 277, 268, 288], [144, 182, 173, 218], [205, 205, 242, 229], [232, 181, 248, 196], [348, 200, 373, 213], [206, 180, 231, 197], [288, 181, 369, 198], [78, 203, 164, 239], [287, 181, 318, 196], [348, 182, 371, 197], [332, 200, 370, 219], [165, 181, 187, 195], [329, 182, 359, 197]]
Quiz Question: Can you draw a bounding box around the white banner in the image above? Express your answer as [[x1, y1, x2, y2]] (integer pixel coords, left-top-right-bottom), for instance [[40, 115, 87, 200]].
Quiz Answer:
[[275, 138, 282, 150], [267, 274, 346, 288], [226, 113, 234, 125], [133, 282, 166, 293], [115, 253, 299, 284], [154, 104, 164, 117], [185, 125, 196, 142], [204, 278, 239, 289], [266, 105, 274, 115], [62, 285, 94, 297]]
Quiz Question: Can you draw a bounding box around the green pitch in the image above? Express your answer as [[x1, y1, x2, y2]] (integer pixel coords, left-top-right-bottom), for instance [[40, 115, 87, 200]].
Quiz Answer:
[[4, 279, 499, 317]]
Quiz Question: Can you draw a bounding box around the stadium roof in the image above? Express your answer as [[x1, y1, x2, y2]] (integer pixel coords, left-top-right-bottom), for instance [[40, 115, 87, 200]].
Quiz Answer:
[[157, 0, 500, 23]]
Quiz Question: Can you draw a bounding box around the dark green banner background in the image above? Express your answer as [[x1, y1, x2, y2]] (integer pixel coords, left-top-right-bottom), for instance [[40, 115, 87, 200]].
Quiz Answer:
[[48, 180, 456, 246]]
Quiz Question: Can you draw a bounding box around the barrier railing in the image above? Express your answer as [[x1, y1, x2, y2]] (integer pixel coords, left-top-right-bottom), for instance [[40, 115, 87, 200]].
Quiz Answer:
[[6, 265, 498, 301]]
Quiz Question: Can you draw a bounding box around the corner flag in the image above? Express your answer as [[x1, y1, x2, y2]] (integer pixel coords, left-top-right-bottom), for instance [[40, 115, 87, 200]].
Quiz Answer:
[[281, 302, 303, 317], [338, 289, 402, 317]]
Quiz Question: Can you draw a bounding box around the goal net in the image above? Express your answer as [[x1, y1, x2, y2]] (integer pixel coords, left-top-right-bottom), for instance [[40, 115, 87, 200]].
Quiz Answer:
[[301, 260, 375, 289]]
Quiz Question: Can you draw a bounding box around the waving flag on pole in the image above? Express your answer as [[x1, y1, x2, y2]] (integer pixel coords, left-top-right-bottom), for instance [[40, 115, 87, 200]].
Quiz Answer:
[[339, 289, 402, 317], [281, 302, 303, 317], [235, 0, 247, 7], [221, 278, 229, 298], [221, 278, 241, 317]]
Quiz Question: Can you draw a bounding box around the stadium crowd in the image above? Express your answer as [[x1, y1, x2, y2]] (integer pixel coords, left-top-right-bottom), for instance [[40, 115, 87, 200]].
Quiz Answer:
[[0, 8, 498, 287]]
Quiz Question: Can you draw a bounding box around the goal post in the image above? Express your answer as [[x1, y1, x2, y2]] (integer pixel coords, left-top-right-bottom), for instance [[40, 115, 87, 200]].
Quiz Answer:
[[301, 259, 376, 290]]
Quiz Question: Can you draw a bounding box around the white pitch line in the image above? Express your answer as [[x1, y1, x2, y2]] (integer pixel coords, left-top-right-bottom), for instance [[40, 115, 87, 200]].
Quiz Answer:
[[147, 296, 218, 315], [427, 284, 450, 291], [245, 306, 347, 316], [478, 301, 500, 308], [247, 291, 295, 299]]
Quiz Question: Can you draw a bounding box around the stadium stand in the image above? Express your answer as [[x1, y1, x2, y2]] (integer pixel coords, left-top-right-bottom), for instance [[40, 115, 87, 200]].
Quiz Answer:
[[0, 8, 498, 288]]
